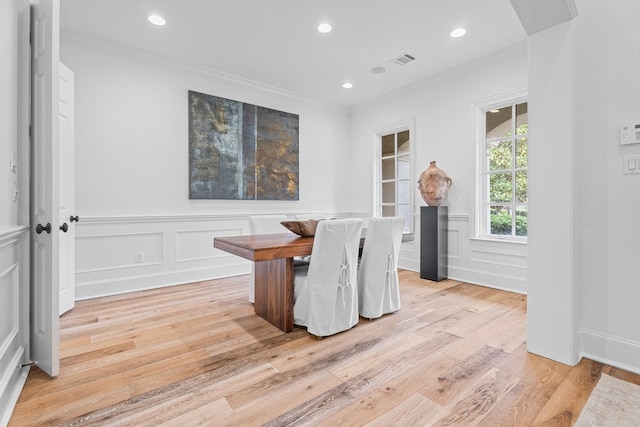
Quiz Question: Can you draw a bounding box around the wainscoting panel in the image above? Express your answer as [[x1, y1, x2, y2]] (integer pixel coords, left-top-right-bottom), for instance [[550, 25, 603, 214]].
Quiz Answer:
[[74, 212, 528, 299], [448, 229, 461, 259], [76, 232, 165, 272], [470, 248, 528, 269], [0, 227, 29, 426], [74, 215, 256, 300], [401, 212, 528, 294], [0, 264, 19, 360], [176, 227, 243, 263]]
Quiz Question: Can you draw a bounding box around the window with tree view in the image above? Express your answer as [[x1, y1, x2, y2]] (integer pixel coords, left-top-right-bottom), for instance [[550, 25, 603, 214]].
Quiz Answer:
[[482, 102, 528, 237]]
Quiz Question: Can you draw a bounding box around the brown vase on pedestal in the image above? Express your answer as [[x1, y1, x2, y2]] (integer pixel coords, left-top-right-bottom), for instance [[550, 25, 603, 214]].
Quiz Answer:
[[417, 161, 452, 206]]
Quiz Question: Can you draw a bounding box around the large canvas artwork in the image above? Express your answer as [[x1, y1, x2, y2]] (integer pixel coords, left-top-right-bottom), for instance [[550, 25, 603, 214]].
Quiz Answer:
[[188, 90, 299, 200]]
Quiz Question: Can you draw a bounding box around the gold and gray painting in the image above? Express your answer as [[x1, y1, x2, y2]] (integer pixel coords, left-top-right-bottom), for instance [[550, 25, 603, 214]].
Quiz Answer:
[[188, 90, 299, 200]]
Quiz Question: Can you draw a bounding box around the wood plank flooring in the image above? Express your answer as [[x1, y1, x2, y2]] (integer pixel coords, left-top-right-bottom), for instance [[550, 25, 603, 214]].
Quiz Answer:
[[9, 270, 640, 426]]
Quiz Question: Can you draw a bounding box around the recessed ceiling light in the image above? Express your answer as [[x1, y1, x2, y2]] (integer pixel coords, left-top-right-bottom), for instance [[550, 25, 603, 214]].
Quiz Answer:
[[317, 23, 332, 33], [148, 15, 166, 26], [450, 28, 466, 38], [371, 66, 386, 74], [342, 82, 353, 89], [489, 109, 500, 113]]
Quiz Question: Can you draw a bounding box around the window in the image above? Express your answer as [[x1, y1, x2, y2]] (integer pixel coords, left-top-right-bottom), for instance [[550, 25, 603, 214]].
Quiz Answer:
[[373, 119, 415, 233], [479, 100, 528, 238]]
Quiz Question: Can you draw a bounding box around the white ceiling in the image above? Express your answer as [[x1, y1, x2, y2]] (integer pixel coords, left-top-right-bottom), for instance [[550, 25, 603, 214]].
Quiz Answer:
[[60, 0, 527, 108]]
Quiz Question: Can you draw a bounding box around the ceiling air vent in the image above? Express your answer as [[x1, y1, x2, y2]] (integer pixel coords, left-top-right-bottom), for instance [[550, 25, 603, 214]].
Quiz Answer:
[[390, 53, 416, 66]]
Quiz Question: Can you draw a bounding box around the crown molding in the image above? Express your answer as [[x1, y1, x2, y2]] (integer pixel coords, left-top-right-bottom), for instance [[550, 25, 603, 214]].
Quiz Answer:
[[61, 31, 348, 114], [352, 41, 528, 114]]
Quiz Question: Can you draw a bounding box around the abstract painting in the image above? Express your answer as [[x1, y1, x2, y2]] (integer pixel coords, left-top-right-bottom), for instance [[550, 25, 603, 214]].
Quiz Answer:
[[188, 90, 299, 200]]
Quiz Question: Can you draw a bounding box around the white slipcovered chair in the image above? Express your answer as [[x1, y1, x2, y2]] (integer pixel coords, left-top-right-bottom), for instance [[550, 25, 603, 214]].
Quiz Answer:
[[248, 214, 289, 303], [293, 218, 364, 337], [357, 217, 404, 319], [293, 214, 330, 263]]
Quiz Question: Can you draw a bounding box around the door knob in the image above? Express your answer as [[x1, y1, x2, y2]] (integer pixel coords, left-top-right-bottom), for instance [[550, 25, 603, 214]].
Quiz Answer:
[[70, 215, 79, 222], [36, 223, 51, 234], [60, 223, 69, 233]]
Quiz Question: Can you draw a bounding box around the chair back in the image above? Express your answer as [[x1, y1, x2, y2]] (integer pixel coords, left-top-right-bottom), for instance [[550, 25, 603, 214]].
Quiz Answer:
[[357, 217, 405, 318], [293, 218, 363, 337]]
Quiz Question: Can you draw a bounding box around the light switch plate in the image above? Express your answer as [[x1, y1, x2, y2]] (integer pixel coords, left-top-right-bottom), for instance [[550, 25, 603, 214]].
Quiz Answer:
[[623, 155, 640, 174]]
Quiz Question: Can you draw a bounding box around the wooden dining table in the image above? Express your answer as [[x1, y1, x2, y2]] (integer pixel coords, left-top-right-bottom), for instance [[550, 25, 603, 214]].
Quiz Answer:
[[213, 233, 314, 332], [214, 230, 413, 332]]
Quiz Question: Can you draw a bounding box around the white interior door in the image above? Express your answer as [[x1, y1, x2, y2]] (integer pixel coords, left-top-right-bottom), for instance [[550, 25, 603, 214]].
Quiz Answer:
[[58, 62, 75, 316], [31, 0, 60, 377]]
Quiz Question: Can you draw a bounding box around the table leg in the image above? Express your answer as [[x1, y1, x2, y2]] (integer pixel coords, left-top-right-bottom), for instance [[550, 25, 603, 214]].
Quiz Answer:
[[253, 257, 294, 332]]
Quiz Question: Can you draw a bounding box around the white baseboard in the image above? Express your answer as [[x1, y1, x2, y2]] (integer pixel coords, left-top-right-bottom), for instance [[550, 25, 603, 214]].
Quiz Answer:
[[398, 258, 526, 295], [579, 328, 640, 375], [76, 262, 250, 300], [526, 343, 578, 367], [0, 347, 29, 427], [448, 265, 527, 294]]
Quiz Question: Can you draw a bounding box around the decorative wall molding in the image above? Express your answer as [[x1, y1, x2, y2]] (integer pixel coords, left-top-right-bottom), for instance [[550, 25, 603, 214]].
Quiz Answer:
[[75, 215, 253, 299], [0, 345, 27, 427], [0, 226, 29, 246], [0, 264, 19, 359], [448, 229, 461, 259], [74, 212, 529, 299], [76, 213, 350, 224], [447, 213, 471, 221], [78, 214, 254, 224], [0, 341, 21, 410], [175, 228, 244, 263], [469, 248, 527, 269], [76, 232, 165, 273], [0, 227, 29, 427], [404, 211, 528, 294], [412, 211, 469, 222]]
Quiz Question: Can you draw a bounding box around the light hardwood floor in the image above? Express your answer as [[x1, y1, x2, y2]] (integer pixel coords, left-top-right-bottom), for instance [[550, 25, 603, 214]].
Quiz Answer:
[[10, 270, 640, 426]]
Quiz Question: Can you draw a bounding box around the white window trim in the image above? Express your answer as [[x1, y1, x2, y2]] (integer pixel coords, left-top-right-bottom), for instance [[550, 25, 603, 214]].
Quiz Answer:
[[470, 88, 528, 243], [371, 118, 416, 234]]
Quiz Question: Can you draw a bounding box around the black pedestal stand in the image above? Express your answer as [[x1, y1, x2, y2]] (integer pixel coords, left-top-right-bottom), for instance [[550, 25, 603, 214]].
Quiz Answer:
[[420, 206, 448, 281]]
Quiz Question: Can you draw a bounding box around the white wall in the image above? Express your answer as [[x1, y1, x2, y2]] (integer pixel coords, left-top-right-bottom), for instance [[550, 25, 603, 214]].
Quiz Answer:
[[0, 0, 19, 229], [574, 0, 640, 373], [348, 45, 529, 293], [62, 40, 351, 217], [526, 21, 577, 365], [0, 0, 30, 424], [60, 38, 354, 298], [525, 0, 640, 373]]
